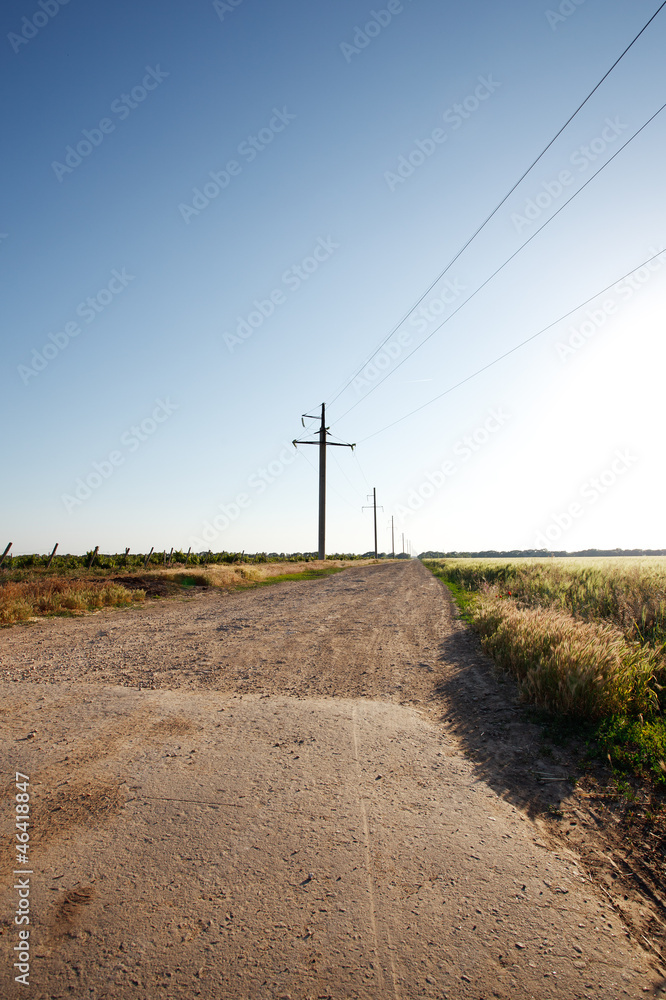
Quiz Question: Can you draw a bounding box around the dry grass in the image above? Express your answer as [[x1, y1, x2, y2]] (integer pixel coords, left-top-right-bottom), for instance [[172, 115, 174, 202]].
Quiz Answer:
[[431, 557, 666, 646], [0, 577, 144, 626], [155, 558, 373, 590], [0, 559, 376, 627], [425, 557, 666, 785], [425, 557, 666, 721], [475, 599, 664, 719]]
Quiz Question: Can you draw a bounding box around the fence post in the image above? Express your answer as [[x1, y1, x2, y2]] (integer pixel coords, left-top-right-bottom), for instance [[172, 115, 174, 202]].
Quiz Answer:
[[185, 547, 191, 564], [87, 546, 99, 570], [124, 547, 130, 566], [143, 547, 154, 569], [0, 542, 13, 568], [46, 543, 58, 569]]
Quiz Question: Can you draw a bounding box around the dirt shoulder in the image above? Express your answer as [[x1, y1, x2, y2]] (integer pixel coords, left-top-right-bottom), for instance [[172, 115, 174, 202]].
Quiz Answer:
[[432, 579, 666, 970]]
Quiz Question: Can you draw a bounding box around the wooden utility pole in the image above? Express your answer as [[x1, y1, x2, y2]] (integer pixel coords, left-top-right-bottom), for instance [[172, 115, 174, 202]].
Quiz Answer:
[[362, 488, 383, 559], [391, 516, 395, 559], [293, 403, 355, 560]]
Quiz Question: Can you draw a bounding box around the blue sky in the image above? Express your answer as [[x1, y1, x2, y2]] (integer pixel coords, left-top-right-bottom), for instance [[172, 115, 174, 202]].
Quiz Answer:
[[2, 0, 665, 556]]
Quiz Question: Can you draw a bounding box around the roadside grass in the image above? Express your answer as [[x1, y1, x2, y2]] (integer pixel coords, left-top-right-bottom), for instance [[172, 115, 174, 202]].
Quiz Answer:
[[596, 715, 666, 787], [254, 567, 346, 585], [161, 558, 371, 591], [440, 578, 479, 624], [431, 557, 666, 646], [474, 599, 663, 719], [0, 559, 375, 626], [0, 577, 145, 626], [424, 558, 666, 789], [169, 573, 210, 589]]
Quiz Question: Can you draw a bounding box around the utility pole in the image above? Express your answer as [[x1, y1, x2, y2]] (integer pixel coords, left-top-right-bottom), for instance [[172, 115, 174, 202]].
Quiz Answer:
[[402, 532, 405, 556], [293, 403, 355, 560], [391, 516, 395, 559], [362, 488, 383, 559]]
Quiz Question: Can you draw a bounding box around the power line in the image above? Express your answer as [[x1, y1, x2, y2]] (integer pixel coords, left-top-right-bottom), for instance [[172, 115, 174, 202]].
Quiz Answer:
[[330, 449, 366, 503], [325, 1, 666, 409], [328, 431, 371, 500], [352, 450, 372, 489], [334, 98, 666, 423], [358, 246, 666, 443]]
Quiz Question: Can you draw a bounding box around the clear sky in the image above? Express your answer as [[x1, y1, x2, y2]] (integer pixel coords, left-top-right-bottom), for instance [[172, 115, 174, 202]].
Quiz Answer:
[[2, 0, 665, 556]]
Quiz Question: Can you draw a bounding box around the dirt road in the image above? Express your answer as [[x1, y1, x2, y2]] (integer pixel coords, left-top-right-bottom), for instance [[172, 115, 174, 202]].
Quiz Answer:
[[1, 560, 663, 998]]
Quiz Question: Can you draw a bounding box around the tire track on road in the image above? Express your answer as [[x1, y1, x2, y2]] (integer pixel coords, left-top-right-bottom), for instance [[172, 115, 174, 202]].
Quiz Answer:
[[352, 702, 400, 1000]]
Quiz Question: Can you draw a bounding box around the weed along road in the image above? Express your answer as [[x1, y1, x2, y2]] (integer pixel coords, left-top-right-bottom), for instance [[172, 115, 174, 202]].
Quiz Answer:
[[0, 561, 661, 998]]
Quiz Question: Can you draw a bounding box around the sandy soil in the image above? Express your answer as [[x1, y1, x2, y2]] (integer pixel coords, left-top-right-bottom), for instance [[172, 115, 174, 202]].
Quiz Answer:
[[0, 560, 664, 998]]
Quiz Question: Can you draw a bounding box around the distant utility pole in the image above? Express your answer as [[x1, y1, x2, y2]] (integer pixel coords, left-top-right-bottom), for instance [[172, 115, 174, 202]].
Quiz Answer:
[[293, 403, 355, 560], [402, 532, 405, 555], [391, 516, 395, 559], [362, 488, 383, 559]]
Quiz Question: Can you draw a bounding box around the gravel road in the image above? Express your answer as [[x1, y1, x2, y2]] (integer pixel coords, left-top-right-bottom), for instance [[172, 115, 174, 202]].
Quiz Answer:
[[0, 560, 663, 998]]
